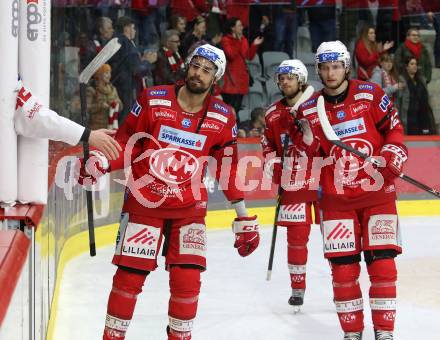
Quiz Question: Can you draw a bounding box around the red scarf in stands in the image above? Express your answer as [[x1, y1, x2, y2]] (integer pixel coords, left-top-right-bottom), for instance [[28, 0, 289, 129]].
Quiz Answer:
[[163, 47, 184, 73], [404, 39, 422, 59]]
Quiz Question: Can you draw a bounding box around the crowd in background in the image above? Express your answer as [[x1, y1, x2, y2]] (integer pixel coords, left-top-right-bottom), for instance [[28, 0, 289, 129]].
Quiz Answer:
[[50, 0, 440, 137]]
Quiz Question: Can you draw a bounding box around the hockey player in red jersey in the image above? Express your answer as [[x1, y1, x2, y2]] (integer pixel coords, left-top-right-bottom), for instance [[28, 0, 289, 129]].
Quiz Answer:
[[262, 59, 317, 311], [78, 43, 260, 340], [294, 41, 407, 340]]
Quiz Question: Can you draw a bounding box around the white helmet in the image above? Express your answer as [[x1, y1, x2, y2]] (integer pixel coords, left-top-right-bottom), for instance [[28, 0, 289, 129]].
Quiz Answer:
[[186, 43, 226, 80], [315, 40, 351, 73], [274, 59, 308, 84]]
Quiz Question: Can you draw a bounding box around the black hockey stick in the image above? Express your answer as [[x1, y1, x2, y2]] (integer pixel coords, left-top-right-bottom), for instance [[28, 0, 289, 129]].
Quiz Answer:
[[316, 96, 440, 199], [266, 85, 315, 281], [79, 37, 121, 256]]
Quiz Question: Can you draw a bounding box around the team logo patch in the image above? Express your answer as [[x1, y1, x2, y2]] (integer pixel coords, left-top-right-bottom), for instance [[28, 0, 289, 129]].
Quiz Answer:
[[358, 84, 374, 91], [354, 92, 374, 101], [323, 219, 356, 254], [179, 223, 207, 257], [379, 95, 392, 112], [232, 124, 238, 138], [350, 102, 370, 117], [130, 101, 142, 116], [181, 118, 192, 128], [330, 138, 373, 173], [207, 111, 228, 123], [152, 107, 177, 121], [149, 99, 171, 107], [332, 117, 366, 138], [158, 125, 206, 150], [368, 214, 398, 247], [336, 110, 346, 120], [121, 223, 161, 259], [199, 119, 224, 133], [213, 102, 229, 114], [149, 148, 199, 184], [149, 89, 168, 96], [278, 203, 306, 223]]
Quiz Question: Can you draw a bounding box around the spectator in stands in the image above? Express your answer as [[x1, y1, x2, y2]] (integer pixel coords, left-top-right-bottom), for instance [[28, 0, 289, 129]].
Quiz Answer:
[[96, 16, 115, 46], [428, 11, 440, 68], [272, 4, 297, 58], [131, 0, 160, 50], [181, 15, 222, 58], [307, 4, 337, 52], [394, 27, 432, 83], [138, 46, 158, 90], [170, 0, 210, 24], [237, 107, 266, 138], [370, 53, 405, 101], [154, 29, 186, 85], [339, 0, 373, 51], [221, 17, 263, 122], [395, 56, 437, 135], [355, 25, 394, 80], [169, 14, 187, 54], [87, 64, 123, 130], [109, 16, 143, 124]]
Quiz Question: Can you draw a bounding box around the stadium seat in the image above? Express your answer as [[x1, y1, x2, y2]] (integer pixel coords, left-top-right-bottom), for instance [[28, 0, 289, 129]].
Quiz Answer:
[[241, 80, 266, 111], [262, 51, 290, 78], [266, 80, 282, 105]]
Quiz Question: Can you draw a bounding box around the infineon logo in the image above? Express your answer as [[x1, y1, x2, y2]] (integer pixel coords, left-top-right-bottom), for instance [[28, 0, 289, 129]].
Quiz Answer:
[[149, 89, 168, 96], [332, 117, 366, 138], [158, 125, 206, 150]]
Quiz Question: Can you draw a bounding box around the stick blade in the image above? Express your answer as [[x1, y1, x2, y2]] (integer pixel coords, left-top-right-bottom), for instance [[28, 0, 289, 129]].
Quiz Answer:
[[79, 37, 121, 84], [316, 95, 339, 141]]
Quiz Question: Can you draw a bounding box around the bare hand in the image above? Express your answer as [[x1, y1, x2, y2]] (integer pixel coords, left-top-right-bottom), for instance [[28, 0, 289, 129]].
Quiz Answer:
[[253, 36, 264, 46], [383, 41, 394, 51], [88, 129, 122, 161]]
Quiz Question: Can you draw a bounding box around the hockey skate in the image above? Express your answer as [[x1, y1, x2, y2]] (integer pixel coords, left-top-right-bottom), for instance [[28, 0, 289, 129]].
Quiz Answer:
[[343, 331, 363, 340], [288, 289, 304, 313], [374, 330, 393, 340]]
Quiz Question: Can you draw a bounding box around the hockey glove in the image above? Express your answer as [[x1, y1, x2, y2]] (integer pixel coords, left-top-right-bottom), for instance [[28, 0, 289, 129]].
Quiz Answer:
[[77, 150, 110, 186], [232, 216, 260, 257], [263, 157, 282, 183], [379, 143, 408, 181], [290, 118, 319, 155]]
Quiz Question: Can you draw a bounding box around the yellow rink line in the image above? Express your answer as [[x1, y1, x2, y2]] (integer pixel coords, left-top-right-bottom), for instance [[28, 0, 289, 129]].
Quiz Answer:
[[46, 199, 440, 339]]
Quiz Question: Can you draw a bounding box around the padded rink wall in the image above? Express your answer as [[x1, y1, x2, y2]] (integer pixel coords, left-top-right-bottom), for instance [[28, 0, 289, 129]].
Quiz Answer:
[[0, 139, 440, 340], [0, 0, 19, 204]]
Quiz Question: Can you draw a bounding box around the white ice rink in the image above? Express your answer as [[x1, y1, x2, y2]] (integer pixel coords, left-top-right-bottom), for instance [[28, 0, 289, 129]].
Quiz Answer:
[[54, 217, 440, 340]]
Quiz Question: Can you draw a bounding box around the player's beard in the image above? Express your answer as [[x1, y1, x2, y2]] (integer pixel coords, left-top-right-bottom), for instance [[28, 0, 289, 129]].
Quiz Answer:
[[185, 76, 212, 94], [281, 86, 299, 100]]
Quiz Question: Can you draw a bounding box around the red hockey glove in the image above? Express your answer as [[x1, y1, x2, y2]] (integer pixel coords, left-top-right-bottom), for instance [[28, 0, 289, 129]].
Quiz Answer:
[[379, 143, 408, 181], [290, 118, 319, 155], [232, 216, 260, 257], [77, 150, 110, 185]]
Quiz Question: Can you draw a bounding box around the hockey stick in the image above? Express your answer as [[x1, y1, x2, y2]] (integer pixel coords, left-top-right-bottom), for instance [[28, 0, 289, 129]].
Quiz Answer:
[[316, 96, 440, 199], [266, 85, 315, 281], [79, 37, 121, 256]]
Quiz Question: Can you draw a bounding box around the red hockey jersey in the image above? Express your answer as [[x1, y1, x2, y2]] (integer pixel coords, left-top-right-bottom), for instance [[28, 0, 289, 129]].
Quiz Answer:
[[109, 85, 243, 218], [296, 79, 405, 210], [263, 99, 318, 204]]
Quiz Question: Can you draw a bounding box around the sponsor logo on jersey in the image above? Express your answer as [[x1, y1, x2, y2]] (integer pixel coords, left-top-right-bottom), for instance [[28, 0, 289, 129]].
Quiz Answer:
[[368, 214, 398, 246], [232, 124, 238, 138], [303, 107, 317, 116], [213, 102, 229, 114], [149, 89, 168, 96], [379, 94, 392, 112], [207, 111, 228, 123], [354, 92, 374, 101], [323, 219, 356, 254], [152, 107, 177, 121], [130, 100, 142, 116], [301, 98, 317, 108], [336, 110, 346, 120], [278, 203, 306, 223], [181, 118, 192, 128], [149, 148, 199, 184], [358, 84, 374, 91], [179, 223, 207, 257], [149, 99, 172, 107], [332, 117, 366, 138], [121, 223, 161, 259], [350, 102, 370, 117], [199, 119, 224, 133], [158, 125, 206, 150]]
